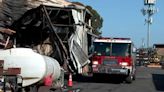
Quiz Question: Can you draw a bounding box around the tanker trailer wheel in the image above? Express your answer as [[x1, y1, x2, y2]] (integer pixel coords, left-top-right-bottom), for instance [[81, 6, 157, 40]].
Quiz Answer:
[[52, 68, 64, 89], [24, 85, 38, 92]]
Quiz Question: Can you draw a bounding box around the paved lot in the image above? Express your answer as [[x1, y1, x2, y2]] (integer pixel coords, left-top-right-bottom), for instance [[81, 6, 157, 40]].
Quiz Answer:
[[39, 66, 164, 92]]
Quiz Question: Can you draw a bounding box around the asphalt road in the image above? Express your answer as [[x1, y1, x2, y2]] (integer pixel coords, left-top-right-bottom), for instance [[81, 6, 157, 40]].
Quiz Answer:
[[39, 66, 164, 92]]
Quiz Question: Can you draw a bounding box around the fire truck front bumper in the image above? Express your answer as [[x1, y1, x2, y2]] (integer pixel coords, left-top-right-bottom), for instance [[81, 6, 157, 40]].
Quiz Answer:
[[92, 65, 129, 75]]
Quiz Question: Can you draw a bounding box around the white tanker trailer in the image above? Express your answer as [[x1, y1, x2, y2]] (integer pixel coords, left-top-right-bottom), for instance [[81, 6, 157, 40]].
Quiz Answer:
[[0, 48, 64, 91]]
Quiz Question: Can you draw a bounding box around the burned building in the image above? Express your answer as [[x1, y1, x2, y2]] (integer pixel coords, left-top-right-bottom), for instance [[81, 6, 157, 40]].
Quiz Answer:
[[8, 4, 97, 74]]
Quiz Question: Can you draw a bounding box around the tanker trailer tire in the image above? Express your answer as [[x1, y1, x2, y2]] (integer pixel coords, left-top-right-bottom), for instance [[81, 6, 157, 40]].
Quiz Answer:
[[52, 68, 64, 89], [24, 85, 38, 92]]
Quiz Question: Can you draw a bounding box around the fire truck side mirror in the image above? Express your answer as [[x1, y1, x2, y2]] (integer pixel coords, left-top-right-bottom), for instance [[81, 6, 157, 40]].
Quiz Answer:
[[132, 48, 136, 53]]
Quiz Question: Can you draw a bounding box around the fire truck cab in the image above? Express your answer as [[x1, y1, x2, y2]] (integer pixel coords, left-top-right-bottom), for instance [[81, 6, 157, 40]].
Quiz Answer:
[[91, 37, 136, 83]]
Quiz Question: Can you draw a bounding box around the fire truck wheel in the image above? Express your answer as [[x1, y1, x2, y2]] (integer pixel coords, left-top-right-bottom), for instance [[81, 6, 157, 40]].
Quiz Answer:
[[125, 75, 133, 83], [132, 74, 136, 80]]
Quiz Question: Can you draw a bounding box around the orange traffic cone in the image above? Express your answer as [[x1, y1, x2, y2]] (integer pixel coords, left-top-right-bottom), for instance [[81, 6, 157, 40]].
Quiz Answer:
[[68, 73, 73, 87]]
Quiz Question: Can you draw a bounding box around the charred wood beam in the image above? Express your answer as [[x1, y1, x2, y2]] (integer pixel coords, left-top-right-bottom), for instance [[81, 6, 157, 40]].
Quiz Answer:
[[42, 5, 69, 65], [53, 24, 74, 27], [46, 7, 72, 11], [79, 20, 94, 30], [46, 6, 85, 11]]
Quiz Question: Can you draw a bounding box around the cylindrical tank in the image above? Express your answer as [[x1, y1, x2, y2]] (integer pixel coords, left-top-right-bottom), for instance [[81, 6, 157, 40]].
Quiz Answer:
[[0, 48, 61, 87]]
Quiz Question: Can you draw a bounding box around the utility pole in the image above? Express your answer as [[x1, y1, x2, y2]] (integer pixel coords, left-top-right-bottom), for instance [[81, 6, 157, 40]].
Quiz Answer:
[[142, 38, 145, 48], [141, 0, 158, 48]]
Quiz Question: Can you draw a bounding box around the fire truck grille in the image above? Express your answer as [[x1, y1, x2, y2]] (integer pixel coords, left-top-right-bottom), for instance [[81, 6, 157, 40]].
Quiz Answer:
[[103, 59, 118, 65]]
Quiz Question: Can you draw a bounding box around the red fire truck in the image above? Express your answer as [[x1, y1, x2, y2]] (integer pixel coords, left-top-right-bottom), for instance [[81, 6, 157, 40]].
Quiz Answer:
[[91, 37, 136, 83]]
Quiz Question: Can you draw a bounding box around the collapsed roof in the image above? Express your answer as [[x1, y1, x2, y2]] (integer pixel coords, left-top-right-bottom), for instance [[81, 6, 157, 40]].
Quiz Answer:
[[0, 0, 82, 21]]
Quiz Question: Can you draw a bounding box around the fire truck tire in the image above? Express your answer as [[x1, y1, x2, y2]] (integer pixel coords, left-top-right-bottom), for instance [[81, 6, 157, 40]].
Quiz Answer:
[[125, 75, 133, 83], [132, 74, 136, 80]]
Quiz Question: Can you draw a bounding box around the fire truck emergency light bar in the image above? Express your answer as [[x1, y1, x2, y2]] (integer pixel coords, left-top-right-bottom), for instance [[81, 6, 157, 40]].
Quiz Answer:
[[94, 37, 132, 43]]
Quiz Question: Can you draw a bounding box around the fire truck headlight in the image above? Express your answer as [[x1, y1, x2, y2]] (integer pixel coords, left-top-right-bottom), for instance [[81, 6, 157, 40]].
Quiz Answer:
[[93, 61, 99, 65], [120, 62, 128, 66]]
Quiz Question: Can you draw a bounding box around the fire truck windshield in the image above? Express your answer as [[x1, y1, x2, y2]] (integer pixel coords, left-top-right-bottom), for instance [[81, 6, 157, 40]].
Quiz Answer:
[[93, 42, 131, 56]]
